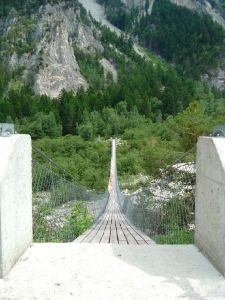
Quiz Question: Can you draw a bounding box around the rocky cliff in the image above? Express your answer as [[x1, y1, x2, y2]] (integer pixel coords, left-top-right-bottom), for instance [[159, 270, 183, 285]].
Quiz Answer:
[[1, 2, 107, 98], [1, 0, 225, 96], [32, 4, 89, 98]]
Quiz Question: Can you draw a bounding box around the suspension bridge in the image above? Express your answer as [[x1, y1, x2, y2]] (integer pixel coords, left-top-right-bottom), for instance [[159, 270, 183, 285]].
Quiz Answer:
[[1, 135, 225, 299], [32, 138, 196, 245], [74, 139, 154, 244]]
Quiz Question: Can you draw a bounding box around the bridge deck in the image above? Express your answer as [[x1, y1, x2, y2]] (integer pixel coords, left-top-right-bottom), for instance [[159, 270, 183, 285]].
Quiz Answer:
[[74, 138, 154, 245], [74, 193, 154, 245]]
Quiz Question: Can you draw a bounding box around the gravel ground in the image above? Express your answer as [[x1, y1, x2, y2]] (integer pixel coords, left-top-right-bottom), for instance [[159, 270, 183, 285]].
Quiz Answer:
[[0, 243, 225, 300]]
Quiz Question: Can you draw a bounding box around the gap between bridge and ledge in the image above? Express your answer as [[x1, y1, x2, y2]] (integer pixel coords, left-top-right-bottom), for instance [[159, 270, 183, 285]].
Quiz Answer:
[[74, 138, 155, 245]]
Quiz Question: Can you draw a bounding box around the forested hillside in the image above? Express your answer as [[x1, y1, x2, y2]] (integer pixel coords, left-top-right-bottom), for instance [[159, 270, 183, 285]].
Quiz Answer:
[[99, 0, 225, 79], [1, 0, 225, 190], [0, 0, 71, 16]]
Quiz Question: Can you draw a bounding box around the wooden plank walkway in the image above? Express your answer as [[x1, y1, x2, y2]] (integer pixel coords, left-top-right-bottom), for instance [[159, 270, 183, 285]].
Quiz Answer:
[[74, 139, 154, 245], [74, 191, 154, 245]]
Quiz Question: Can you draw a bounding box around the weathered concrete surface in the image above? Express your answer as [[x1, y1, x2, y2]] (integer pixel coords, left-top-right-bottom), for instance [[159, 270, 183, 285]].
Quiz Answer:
[[0, 243, 225, 300], [195, 136, 225, 277], [0, 135, 32, 278]]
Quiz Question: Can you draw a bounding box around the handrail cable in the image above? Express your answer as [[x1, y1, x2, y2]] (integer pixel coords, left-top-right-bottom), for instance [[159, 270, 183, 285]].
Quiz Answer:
[[32, 145, 104, 194], [150, 145, 197, 182]]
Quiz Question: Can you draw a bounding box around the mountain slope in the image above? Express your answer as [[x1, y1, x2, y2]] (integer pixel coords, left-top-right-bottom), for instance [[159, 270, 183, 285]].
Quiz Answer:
[[1, 0, 225, 97], [170, 0, 225, 29], [94, 0, 225, 89], [0, 1, 105, 98]]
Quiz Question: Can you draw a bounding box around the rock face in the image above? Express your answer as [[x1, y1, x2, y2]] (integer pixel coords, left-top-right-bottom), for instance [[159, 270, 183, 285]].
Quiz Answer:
[[1, 3, 105, 98], [2, 0, 225, 96], [32, 3, 104, 98], [33, 5, 87, 98], [202, 71, 225, 91], [100, 58, 118, 83]]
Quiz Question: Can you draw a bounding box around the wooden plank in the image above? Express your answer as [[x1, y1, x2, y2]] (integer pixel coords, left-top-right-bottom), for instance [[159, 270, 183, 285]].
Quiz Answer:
[[122, 229, 138, 245], [121, 220, 155, 244], [115, 222, 128, 243], [91, 229, 105, 243], [81, 230, 98, 243], [110, 220, 116, 230], [109, 229, 118, 243], [100, 232, 110, 243], [76, 212, 107, 243], [89, 217, 109, 243], [81, 223, 105, 243], [74, 190, 155, 245], [130, 228, 155, 244], [137, 240, 148, 245], [99, 219, 111, 243], [73, 138, 156, 244], [119, 217, 148, 241]]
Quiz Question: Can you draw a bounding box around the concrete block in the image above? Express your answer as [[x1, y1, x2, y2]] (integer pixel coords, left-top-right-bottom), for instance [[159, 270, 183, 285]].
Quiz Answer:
[[195, 136, 225, 276], [0, 134, 32, 278]]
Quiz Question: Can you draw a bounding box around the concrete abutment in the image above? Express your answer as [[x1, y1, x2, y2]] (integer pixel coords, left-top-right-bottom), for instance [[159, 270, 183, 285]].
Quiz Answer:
[[195, 136, 225, 276], [0, 134, 225, 277], [0, 134, 32, 278]]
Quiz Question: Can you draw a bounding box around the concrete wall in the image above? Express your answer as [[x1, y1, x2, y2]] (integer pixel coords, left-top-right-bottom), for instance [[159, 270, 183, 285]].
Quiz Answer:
[[0, 135, 32, 278], [195, 136, 225, 276]]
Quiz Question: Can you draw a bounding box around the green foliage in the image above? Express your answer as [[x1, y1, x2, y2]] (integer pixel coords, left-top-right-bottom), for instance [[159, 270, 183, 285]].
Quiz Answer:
[[1, 16, 36, 56], [0, 0, 78, 17], [0, 17, 216, 136], [33, 135, 111, 190], [19, 112, 62, 139], [147, 0, 225, 77], [78, 4, 91, 25], [100, 0, 225, 78], [128, 187, 195, 244], [145, 0, 150, 12], [78, 123, 94, 141], [117, 147, 142, 175], [69, 201, 94, 237], [32, 131, 186, 191], [157, 195, 194, 232], [155, 192, 195, 244], [33, 200, 93, 242], [97, 0, 137, 32], [0, 59, 11, 97], [166, 101, 212, 150], [0, 0, 224, 193], [73, 47, 105, 90], [156, 229, 194, 244], [2, 0, 224, 246], [141, 138, 182, 175]]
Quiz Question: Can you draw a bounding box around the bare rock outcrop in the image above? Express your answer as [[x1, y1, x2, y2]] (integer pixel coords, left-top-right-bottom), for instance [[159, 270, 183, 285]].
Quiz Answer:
[[100, 58, 118, 83], [4, 2, 106, 98], [202, 71, 225, 91], [33, 5, 88, 98]]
